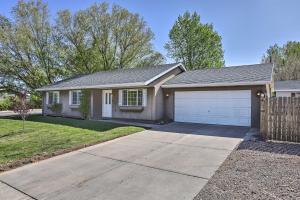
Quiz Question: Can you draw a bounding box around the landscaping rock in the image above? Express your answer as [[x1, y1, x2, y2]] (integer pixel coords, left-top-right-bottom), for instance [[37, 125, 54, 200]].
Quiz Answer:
[[194, 141, 300, 200]]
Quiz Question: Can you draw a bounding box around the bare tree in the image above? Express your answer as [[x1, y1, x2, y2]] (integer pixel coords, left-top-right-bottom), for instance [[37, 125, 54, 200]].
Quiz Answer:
[[13, 92, 31, 132]]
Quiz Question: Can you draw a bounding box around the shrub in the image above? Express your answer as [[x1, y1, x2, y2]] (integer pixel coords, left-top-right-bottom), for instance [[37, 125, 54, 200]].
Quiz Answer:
[[0, 96, 13, 111], [29, 93, 42, 108], [48, 103, 62, 115], [79, 90, 91, 119]]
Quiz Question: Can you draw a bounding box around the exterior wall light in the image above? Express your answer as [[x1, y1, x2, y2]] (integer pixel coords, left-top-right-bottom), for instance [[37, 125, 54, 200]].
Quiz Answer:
[[256, 91, 265, 97], [165, 93, 169, 97]]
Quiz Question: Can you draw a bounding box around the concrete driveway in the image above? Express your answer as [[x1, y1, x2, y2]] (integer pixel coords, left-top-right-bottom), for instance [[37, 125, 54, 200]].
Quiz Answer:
[[0, 122, 249, 200]]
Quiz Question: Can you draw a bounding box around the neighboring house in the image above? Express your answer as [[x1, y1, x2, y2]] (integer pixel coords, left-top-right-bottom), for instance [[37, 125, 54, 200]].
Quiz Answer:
[[274, 80, 300, 97], [37, 63, 273, 128]]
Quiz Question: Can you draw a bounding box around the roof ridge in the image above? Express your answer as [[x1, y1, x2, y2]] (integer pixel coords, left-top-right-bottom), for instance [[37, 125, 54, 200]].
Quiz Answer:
[[185, 63, 272, 72]]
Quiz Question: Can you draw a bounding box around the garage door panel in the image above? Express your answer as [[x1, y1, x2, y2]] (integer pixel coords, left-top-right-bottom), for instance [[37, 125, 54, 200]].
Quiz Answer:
[[174, 90, 251, 126]]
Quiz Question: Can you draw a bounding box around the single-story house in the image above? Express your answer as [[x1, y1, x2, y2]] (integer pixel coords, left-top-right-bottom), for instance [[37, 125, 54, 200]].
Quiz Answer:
[[274, 80, 300, 97], [37, 63, 273, 128]]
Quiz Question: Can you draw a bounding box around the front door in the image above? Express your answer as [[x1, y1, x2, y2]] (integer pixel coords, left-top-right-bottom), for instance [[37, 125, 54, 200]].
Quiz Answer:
[[102, 90, 112, 118]]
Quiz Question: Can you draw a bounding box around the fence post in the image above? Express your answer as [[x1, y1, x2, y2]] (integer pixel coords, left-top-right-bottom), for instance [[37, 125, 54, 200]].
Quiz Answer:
[[260, 97, 266, 139]]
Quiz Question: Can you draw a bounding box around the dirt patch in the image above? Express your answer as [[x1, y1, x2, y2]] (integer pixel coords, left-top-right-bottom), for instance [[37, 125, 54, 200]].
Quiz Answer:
[[194, 141, 300, 200]]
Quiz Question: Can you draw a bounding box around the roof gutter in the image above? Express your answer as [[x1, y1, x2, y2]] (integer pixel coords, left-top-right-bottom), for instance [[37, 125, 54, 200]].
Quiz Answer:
[[161, 81, 271, 88], [36, 63, 186, 92], [275, 89, 300, 92], [36, 82, 146, 91]]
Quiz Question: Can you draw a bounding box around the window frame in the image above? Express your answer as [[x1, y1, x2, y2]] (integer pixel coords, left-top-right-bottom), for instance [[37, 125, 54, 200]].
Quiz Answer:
[[121, 89, 143, 107], [70, 90, 82, 105], [47, 91, 60, 105]]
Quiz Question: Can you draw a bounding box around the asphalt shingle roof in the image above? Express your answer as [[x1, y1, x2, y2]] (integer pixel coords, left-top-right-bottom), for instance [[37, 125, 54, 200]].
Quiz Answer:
[[37, 63, 182, 91], [275, 80, 300, 91], [163, 63, 273, 86]]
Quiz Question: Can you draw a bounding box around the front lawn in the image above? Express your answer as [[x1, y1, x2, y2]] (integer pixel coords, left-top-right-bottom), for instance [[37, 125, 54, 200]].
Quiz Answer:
[[0, 115, 144, 170]]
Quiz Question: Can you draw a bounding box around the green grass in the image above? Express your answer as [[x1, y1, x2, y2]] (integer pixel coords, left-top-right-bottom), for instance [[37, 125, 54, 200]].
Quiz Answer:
[[0, 115, 144, 165]]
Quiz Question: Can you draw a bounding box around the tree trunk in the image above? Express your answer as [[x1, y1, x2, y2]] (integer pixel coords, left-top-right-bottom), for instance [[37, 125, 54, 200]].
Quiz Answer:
[[22, 118, 25, 133]]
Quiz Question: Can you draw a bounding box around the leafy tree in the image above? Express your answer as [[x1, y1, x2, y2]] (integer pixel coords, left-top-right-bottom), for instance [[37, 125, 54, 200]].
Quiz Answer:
[[0, 0, 64, 93], [165, 11, 224, 70], [55, 3, 165, 74], [0, 1, 164, 93], [262, 41, 300, 80]]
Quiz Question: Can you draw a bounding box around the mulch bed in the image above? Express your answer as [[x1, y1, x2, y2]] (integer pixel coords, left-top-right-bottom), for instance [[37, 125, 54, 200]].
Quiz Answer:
[[194, 140, 300, 200]]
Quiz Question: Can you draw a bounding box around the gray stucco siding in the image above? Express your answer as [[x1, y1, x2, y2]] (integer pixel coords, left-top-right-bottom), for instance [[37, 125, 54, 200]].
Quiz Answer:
[[150, 67, 183, 120], [43, 91, 82, 118], [163, 85, 267, 128], [105, 67, 184, 121], [91, 89, 102, 120], [111, 88, 155, 120]]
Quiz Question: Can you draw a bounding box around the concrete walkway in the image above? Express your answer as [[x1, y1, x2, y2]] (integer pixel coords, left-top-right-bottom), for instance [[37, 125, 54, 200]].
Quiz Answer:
[[0, 123, 248, 200], [0, 109, 42, 117]]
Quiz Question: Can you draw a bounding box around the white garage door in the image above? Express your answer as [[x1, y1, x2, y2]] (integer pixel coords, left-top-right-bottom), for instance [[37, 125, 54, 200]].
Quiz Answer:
[[174, 90, 251, 126]]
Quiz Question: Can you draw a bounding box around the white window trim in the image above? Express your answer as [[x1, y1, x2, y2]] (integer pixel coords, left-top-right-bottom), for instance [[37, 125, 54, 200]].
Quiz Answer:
[[46, 91, 60, 105], [53, 91, 60, 104], [69, 90, 82, 106], [119, 89, 147, 107]]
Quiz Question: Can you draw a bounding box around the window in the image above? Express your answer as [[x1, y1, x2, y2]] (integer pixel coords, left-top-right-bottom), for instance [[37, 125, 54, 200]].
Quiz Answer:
[[70, 90, 82, 105], [120, 89, 144, 106], [105, 92, 112, 104], [47, 91, 59, 104]]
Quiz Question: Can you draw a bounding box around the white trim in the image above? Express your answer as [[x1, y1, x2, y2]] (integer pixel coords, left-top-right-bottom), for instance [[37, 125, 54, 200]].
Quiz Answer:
[[162, 81, 270, 88], [102, 90, 112, 118], [142, 89, 147, 107], [53, 91, 60, 104], [120, 89, 144, 107], [275, 89, 300, 92], [36, 82, 145, 91], [46, 91, 59, 105], [271, 63, 275, 82], [118, 90, 123, 106], [69, 91, 72, 105], [69, 90, 82, 105], [90, 91, 93, 118], [144, 63, 186, 85], [46, 92, 49, 104]]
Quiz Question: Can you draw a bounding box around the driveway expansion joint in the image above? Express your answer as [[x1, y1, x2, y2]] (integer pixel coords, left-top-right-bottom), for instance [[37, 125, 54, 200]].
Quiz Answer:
[[125, 137, 234, 152], [79, 150, 209, 181], [0, 180, 37, 200]]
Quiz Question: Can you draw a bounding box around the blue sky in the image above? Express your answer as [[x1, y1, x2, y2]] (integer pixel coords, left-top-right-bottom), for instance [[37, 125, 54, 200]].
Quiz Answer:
[[1, 0, 300, 66]]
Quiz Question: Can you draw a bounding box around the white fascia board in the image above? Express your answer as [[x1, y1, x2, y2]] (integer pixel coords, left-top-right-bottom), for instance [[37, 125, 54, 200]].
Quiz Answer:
[[275, 89, 300, 92], [271, 63, 275, 82], [144, 63, 186, 85], [161, 81, 270, 88], [36, 82, 146, 91]]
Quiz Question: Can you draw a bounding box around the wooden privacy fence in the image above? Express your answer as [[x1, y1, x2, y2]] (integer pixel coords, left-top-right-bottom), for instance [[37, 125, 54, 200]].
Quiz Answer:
[[260, 97, 300, 142]]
